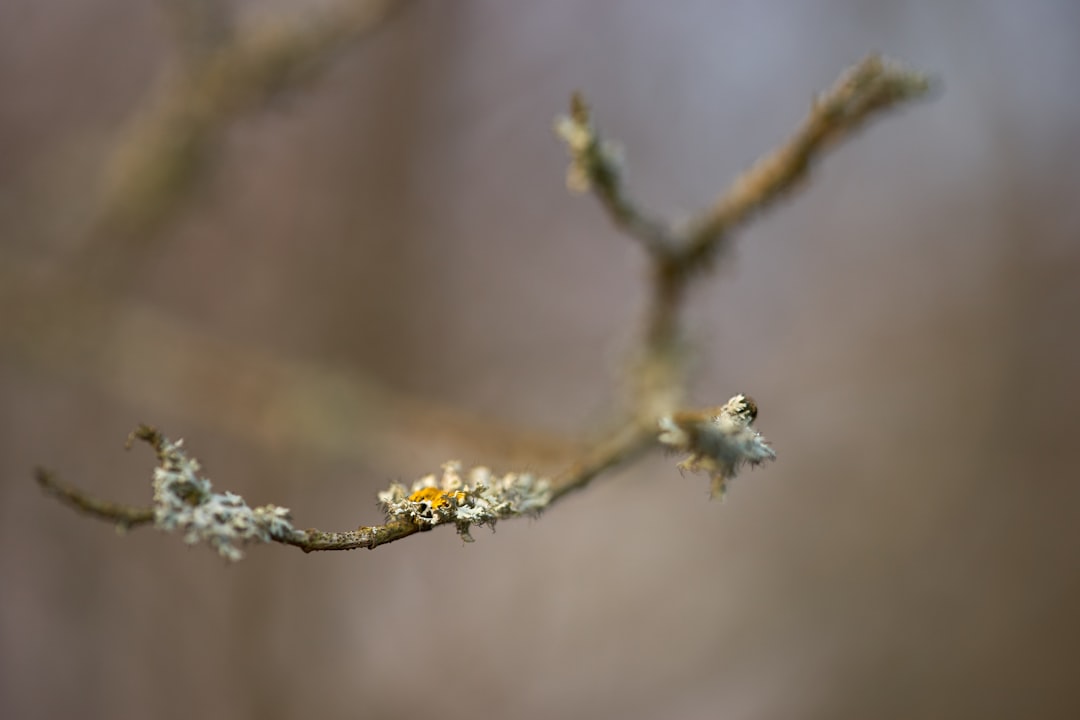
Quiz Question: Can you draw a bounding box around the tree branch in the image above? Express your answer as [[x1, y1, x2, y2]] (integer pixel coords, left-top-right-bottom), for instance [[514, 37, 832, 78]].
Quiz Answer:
[[39, 54, 932, 559], [679, 54, 932, 273], [37, 421, 656, 555], [558, 55, 932, 395], [35, 469, 155, 530], [554, 93, 677, 257]]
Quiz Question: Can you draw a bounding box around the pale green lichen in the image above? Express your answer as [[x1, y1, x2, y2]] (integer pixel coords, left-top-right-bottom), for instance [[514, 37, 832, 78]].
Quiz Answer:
[[378, 461, 552, 541], [151, 437, 297, 560]]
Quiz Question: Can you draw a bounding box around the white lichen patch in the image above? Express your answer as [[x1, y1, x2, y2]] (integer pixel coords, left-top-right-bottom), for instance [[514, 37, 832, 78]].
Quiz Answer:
[[151, 437, 297, 561], [378, 461, 552, 542], [658, 394, 776, 499]]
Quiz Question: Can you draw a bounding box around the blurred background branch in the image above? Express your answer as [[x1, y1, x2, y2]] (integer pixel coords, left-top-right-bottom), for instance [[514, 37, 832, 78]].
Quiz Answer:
[[95, 0, 403, 245]]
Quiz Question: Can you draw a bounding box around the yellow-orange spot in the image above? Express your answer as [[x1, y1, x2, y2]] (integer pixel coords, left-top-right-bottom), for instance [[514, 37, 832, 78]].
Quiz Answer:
[[408, 487, 466, 510]]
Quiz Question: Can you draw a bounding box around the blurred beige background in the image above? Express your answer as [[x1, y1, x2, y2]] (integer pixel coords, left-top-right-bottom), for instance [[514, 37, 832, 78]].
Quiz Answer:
[[2, 1, 1079, 718]]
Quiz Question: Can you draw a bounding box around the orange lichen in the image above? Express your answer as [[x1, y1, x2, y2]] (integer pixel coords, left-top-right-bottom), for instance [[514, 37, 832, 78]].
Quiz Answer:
[[407, 487, 465, 510]]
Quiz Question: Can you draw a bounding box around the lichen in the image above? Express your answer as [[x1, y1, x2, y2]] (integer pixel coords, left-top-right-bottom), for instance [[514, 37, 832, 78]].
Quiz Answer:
[[151, 437, 297, 560], [378, 461, 552, 542], [658, 394, 776, 498]]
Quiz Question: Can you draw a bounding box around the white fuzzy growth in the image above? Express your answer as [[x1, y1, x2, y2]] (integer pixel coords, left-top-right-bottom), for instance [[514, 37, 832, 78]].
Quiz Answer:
[[697, 408, 776, 472], [658, 394, 776, 498], [378, 461, 552, 541], [657, 416, 689, 449], [151, 438, 297, 561]]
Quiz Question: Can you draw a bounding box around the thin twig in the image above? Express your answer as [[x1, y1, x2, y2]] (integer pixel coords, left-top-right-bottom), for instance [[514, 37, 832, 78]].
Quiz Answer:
[[555, 94, 677, 256], [283, 520, 421, 552], [36, 469, 155, 530], [678, 54, 931, 273], [548, 420, 657, 501]]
